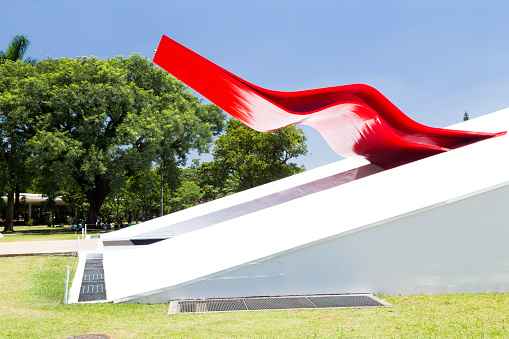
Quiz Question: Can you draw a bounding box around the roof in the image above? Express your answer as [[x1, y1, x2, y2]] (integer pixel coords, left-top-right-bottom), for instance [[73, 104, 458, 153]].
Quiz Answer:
[[2, 193, 66, 206]]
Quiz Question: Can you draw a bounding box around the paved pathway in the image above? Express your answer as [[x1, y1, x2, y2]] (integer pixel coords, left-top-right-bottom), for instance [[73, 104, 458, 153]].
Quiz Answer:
[[0, 239, 100, 257]]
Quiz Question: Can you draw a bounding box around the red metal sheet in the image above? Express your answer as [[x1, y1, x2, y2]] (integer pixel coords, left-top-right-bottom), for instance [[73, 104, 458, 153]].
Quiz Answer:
[[153, 35, 505, 169]]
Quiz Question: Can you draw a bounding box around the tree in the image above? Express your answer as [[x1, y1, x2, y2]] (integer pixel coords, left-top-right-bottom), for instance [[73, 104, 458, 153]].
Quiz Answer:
[[0, 35, 36, 232], [464, 111, 469, 121], [167, 180, 202, 213], [59, 180, 89, 219], [2, 54, 225, 224], [203, 119, 308, 193], [0, 60, 37, 232], [0, 34, 36, 64], [165, 164, 217, 213], [123, 168, 160, 220]]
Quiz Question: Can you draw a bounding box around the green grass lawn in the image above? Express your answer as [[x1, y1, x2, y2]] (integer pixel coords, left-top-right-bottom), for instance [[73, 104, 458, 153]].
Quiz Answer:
[[2, 225, 76, 233], [0, 232, 107, 242], [0, 256, 508, 338], [0, 225, 105, 242]]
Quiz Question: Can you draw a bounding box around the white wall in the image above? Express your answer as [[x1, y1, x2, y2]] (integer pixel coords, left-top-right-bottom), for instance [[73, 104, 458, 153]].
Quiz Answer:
[[102, 108, 509, 303], [125, 183, 509, 303]]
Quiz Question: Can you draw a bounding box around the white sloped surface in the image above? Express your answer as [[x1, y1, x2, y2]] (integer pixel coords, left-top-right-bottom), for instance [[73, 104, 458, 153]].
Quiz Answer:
[[103, 108, 509, 302], [101, 156, 370, 240]]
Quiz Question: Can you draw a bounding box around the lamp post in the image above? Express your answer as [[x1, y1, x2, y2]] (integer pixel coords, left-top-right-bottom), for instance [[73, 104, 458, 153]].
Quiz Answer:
[[160, 162, 164, 217]]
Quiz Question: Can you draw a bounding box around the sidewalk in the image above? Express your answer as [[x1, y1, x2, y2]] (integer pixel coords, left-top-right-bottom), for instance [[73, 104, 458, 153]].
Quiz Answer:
[[0, 239, 101, 257]]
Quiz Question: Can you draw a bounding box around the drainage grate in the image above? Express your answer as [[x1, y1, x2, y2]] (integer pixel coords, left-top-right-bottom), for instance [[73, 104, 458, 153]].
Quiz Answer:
[[168, 294, 391, 314], [310, 295, 383, 308], [83, 274, 104, 281], [246, 296, 315, 310], [81, 284, 106, 294], [179, 299, 247, 313], [78, 256, 107, 302]]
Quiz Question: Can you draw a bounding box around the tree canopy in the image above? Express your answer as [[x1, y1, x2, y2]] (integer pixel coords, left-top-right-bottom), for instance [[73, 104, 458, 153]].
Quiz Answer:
[[0, 54, 225, 226], [0, 43, 310, 228], [0, 34, 36, 64], [202, 119, 308, 193], [0, 35, 37, 231], [88, 119, 309, 220]]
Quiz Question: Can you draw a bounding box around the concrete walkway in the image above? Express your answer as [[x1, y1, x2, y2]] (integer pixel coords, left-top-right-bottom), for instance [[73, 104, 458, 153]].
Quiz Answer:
[[0, 239, 101, 257]]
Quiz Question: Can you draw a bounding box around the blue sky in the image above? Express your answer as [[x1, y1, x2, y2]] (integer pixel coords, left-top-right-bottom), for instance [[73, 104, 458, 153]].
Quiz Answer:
[[2, 0, 509, 169]]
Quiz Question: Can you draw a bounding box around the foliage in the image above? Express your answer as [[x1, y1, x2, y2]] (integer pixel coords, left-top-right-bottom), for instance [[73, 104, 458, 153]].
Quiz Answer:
[[0, 55, 225, 223], [123, 165, 204, 217], [0, 59, 37, 231], [59, 181, 89, 218], [123, 168, 161, 218], [0, 34, 36, 64], [0, 35, 310, 220], [204, 119, 308, 193], [167, 179, 202, 213], [0, 34, 36, 231]]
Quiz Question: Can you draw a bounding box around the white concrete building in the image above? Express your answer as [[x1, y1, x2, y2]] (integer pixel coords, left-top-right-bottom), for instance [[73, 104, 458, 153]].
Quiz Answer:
[[72, 108, 509, 304]]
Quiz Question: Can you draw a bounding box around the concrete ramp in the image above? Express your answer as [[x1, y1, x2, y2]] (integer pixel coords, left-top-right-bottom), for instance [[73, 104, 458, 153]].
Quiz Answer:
[[93, 109, 509, 304]]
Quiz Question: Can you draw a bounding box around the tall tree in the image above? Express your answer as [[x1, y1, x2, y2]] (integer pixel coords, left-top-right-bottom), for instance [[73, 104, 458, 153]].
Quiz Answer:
[[2, 54, 224, 224], [123, 168, 161, 220], [203, 119, 308, 193], [0, 60, 37, 232], [0, 34, 36, 64], [0, 35, 36, 232]]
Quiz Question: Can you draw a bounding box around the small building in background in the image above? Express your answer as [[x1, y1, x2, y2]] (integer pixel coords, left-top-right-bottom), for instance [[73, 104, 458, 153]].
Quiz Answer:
[[1, 193, 67, 225]]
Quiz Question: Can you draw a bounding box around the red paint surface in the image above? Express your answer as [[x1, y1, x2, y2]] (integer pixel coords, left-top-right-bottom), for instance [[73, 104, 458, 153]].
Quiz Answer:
[[153, 35, 505, 169]]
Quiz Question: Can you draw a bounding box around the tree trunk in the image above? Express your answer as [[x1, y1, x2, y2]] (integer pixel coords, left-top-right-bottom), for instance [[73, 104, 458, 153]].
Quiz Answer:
[[84, 187, 109, 225], [3, 189, 14, 232], [75, 174, 111, 226], [87, 200, 101, 227], [14, 186, 20, 222]]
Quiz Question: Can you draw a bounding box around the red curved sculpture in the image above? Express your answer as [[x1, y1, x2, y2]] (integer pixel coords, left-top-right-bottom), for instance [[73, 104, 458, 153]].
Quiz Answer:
[[153, 35, 505, 169]]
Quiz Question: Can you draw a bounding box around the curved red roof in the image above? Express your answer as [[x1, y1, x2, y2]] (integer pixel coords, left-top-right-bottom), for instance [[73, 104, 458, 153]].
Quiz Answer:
[[153, 35, 504, 169]]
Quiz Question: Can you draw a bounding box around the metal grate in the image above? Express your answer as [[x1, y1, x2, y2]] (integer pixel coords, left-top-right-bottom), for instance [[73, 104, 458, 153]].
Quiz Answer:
[[83, 274, 104, 281], [179, 299, 247, 313], [169, 294, 391, 314], [246, 296, 316, 310], [78, 257, 107, 302], [81, 284, 105, 294], [309, 295, 383, 308]]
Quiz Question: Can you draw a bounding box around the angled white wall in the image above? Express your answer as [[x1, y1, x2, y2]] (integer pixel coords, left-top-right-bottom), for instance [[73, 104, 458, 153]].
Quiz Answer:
[[101, 157, 378, 241], [101, 108, 509, 304]]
